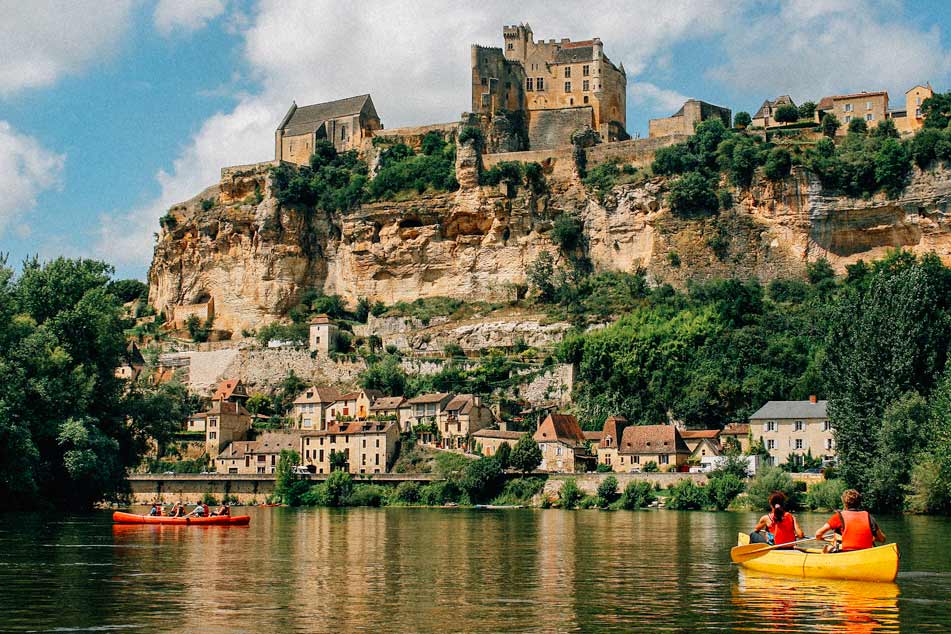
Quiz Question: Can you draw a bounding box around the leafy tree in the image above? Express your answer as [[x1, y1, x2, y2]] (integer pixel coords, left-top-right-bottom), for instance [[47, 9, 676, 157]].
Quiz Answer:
[[329, 449, 349, 472], [848, 117, 868, 135], [921, 92, 951, 129], [774, 104, 799, 124], [733, 111, 752, 128], [651, 143, 698, 175], [107, 279, 148, 303], [420, 131, 447, 156], [615, 481, 655, 509], [763, 148, 792, 180], [665, 479, 707, 509], [495, 441, 512, 469], [596, 475, 619, 506], [643, 461, 659, 473], [806, 258, 835, 286], [527, 252, 556, 302], [745, 467, 798, 511], [304, 470, 353, 506], [874, 137, 912, 197], [821, 113, 840, 138], [798, 101, 817, 120], [359, 355, 408, 395], [245, 394, 272, 417], [910, 128, 944, 168], [355, 297, 371, 323], [274, 450, 303, 505], [462, 456, 503, 502], [667, 172, 718, 217], [510, 433, 543, 474], [551, 214, 584, 252], [558, 478, 584, 508], [871, 118, 899, 139]]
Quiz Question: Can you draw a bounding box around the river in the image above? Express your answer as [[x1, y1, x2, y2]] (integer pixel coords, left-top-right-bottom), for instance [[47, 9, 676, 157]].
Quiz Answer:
[[0, 507, 949, 633]]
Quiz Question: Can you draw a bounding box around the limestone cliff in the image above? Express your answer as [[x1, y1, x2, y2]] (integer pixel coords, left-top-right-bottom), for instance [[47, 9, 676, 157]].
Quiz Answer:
[[148, 154, 951, 336]]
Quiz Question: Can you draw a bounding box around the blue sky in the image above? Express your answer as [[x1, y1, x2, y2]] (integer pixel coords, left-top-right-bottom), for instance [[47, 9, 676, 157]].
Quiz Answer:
[[2, 0, 951, 280]]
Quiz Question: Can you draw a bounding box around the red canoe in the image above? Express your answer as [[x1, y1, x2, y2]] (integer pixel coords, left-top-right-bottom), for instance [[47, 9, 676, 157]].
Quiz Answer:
[[112, 511, 250, 526]]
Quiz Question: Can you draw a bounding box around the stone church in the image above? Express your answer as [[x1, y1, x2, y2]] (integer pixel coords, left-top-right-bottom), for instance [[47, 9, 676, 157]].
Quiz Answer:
[[275, 94, 381, 166]]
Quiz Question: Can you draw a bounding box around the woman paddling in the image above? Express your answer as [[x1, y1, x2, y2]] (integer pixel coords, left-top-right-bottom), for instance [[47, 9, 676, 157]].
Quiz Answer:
[[751, 491, 804, 548]]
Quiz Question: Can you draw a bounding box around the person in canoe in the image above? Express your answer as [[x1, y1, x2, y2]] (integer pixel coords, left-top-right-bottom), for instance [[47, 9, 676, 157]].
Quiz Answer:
[[148, 504, 160, 516], [815, 489, 885, 552], [211, 504, 230, 517], [186, 502, 208, 518], [750, 491, 804, 547]]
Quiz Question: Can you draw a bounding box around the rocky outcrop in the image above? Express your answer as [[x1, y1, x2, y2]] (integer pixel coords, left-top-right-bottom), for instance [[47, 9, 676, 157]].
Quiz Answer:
[[148, 155, 951, 337]]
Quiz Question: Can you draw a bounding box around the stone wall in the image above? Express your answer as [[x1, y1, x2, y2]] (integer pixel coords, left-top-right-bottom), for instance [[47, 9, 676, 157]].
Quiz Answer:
[[542, 472, 708, 498], [528, 107, 594, 150]]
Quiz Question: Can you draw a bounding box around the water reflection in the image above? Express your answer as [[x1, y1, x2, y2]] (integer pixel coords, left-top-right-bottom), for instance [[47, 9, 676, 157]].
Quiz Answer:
[[734, 569, 899, 633]]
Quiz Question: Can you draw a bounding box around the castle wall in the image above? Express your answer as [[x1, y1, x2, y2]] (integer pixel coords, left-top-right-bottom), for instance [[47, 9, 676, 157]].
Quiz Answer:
[[528, 107, 594, 150], [471, 45, 525, 117]]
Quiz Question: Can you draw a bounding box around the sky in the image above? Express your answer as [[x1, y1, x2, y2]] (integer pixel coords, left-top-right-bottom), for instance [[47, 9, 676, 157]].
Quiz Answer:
[[2, 0, 951, 280]]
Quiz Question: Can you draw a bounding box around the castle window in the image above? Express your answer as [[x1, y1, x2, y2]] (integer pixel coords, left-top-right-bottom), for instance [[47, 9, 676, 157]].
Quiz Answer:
[[526, 77, 533, 91], [583, 80, 589, 92], [565, 66, 571, 78], [583, 96, 589, 104], [564, 81, 571, 93], [536, 77, 544, 91], [507, 43, 513, 50], [340, 125, 347, 140], [583, 65, 590, 76], [845, 115, 852, 123]]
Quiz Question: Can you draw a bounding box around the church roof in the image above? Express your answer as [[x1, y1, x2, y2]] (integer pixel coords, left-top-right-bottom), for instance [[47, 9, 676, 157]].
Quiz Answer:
[[279, 95, 373, 136]]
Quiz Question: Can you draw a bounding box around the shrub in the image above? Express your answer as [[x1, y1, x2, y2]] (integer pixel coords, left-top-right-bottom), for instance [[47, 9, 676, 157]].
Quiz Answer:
[[643, 461, 659, 473], [510, 433, 543, 474], [420, 131, 447, 156], [774, 104, 799, 124], [481, 160, 523, 187], [462, 456, 503, 503], [910, 128, 943, 168], [558, 478, 584, 509], [582, 161, 621, 201], [666, 479, 708, 510], [848, 118, 868, 135], [798, 102, 816, 120], [717, 188, 733, 210], [821, 113, 840, 138], [367, 150, 457, 199], [745, 467, 798, 511], [596, 462, 614, 473], [201, 198, 215, 211], [906, 457, 951, 514], [667, 172, 718, 217], [201, 492, 219, 505], [458, 126, 484, 149], [733, 111, 752, 129], [523, 162, 546, 194], [495, 442, 512, 469], [302, 471, 353, 507], [707, 473, 745, 510], [596, 475, 619, 507], [805, 478, 847, 511], [578, 495, 600, 509], [615, 480, 656, 510], [392, 481, 422, 505], [652, 143, 698, 175], [491, 477, 544, 505], [551, 214, 584, 252], [875, 138, 911, 197], [159, 213, 177, 229], [763, 148, 792, 180], [768, 278, 810, 303], [420, 480, 462, 506], [347, 484, 388, 507]]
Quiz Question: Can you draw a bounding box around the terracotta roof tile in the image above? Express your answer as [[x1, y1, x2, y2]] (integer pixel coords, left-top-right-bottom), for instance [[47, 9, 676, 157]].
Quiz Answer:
[[534, 413, 586, 446], [618, 425, 690, 455]]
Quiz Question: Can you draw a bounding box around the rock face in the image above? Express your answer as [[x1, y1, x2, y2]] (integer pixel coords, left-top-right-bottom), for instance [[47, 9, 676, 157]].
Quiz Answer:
[[148, 156, 951, 336]]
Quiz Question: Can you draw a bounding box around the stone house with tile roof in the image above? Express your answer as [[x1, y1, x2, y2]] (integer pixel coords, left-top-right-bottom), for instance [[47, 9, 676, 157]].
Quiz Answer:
[[749, 396, 833, 466], [533, 413, 593, 472], [751, 95, 797, 128], [275, 94, 382, 165], [472, 428, 525, 458], [203, 399, 253, 457], [328, 389, 383, 422], [603, 424, 690, 473], [215, 431, 301, 474], [300, 420, 399, 475], [679, 429, 722, 461], [436, 394, 495, 451], [816, 91, 888, 135], [292, 386, 342, 431], [720, 423, 750, 454]]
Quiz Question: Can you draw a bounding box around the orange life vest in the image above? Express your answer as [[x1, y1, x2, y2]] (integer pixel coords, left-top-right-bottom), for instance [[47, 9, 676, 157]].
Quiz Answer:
[[837, 510, 875, 551], [769, 512, 797, 545]]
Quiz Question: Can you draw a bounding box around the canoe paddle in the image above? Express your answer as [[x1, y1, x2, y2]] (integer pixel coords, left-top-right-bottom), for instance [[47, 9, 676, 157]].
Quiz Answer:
[[731, 537, 826, 563]]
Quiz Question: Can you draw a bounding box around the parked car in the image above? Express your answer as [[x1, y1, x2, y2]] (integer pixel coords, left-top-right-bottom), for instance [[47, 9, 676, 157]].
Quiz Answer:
[[291, 466, 314, 475]]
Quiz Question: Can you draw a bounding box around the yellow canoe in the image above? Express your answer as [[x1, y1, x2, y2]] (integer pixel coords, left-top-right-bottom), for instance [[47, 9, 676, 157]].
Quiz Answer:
[[735, 533, 899, 583]]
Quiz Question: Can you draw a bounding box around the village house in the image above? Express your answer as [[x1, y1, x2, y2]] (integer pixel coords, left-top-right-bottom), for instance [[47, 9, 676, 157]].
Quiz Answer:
[[274, 95, 382, 166], [751, 95, 796, 128], [602, 424, 690, 473], [720, 423, 750, 454], [816, 91, 889, 134], [891, 84, 934, 134], [595, 415, 631, 469], [648, 99, 732, 138], [203, 399, 253, 457], [292, 386, 342, 431], [533, 413, 593, 473], [405, 392, 454, 437], [328, 389, 383, 422], [472, 428, 525, 457], [215, 431, 301, 474], [212, 379, 250, 405], [472, 23, 628, 149], [300, 420, 399, 475], [187, 411, 207, 433], [436, 394, 495, 451], [368, 396, 411, 428], [749, 396, 833, 466], [308, 315, 339, 355], [679, 429, 722, 462]]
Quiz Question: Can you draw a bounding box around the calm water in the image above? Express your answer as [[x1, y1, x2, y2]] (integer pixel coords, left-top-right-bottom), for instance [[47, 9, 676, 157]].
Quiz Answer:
[[0, 508, 949, 633]]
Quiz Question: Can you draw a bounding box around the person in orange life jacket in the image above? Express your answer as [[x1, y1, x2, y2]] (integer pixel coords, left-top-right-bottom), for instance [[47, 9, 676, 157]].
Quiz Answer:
[[750, 491, 804, 547], [815, 489, 885, 552]]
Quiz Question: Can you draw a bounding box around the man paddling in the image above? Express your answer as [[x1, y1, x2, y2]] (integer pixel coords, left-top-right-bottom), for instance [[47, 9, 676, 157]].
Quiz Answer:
[[815, 489, 886, 552]]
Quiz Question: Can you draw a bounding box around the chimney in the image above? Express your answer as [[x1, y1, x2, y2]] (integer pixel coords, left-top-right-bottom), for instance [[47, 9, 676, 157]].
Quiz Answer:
[[809, 395, 818, 404]]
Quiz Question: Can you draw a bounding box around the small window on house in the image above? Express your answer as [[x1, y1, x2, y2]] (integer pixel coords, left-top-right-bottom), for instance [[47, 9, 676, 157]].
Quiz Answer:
[[794, 421, 803, 432], [766, 439, 776, 450], [340, 125, 347, 140], [526, 77, 533, 91], [582, 65, 589, 76], [916, 96, 922, 106], [660, 455, 669, 465], [795, 439, 804, 450], [209, 431, 217, 439], [844, 103, 853, 112], [916, 107, 922, 117], [845, 115, 852, 123], [823, 421, 832, 431], [536, 77, 544, 91], [866, 113, 873, 121], [866, 101, 872, 110], [633, 455, 639, 464], [565, 66, 571, 78], [481, 78, 487, 86], [564, 81, 571, 93], [765, 421, 777, 432], [583, 80, 589, 92]]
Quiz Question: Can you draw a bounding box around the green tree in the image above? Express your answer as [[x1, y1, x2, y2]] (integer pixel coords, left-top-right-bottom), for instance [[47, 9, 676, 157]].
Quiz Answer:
[[667, 172, 718, 217], [774, 104, 799, 123], [246, 393, 272, 417], [821, 113, 840, 138], [495, 441, 512, 469], [874, 137, 911, 197], [551, 214, 584, 253], [274, 449, 302, 505], [707, 473, 745, 510], [355, 297, 371, 323], [107, 279, 148, 303], [798, 101, 816, 120], [733, 111, 752, 128], [848, 117, 868, 135], [510, 433, 543, 474], [616, 481, 655, 509], [921, 92, 951, 129], [527, 252, 556, 302], [558, 478, 584, 508], [462, 456, 503, 502], [359, 355, 408, 395], [329, 449, 349, 472], [643, 461, 659, 473], [666, 479, 707, 509], [596, 475, 619, 507], [763, 148, 792, 180]]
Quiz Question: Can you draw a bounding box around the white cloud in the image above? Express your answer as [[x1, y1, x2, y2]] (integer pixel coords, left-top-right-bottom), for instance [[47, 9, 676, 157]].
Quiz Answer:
[[98, 0, 742, 266], [710, 2, 951, 103], [0, 121, 65, 237], [629, 81, 690, 114], [154, 0, 227, 36], [0, 1, 132, 97]]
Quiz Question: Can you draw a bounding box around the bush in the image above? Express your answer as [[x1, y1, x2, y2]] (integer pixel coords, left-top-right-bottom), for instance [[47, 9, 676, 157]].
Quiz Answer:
[[906, 457, 951, 514], [733, 111, 752, 129], [848, 118, 868, 135], [798, 102, 816, 120], [668, 172, 718, 217], [821, 114, 840, 138], [201, 198, 215, 211], [462, 456, 503, 503], [481, 161, 522, 187], [615, 480, 656, 510], [596, 462, 614, 473], [392, 481, 422, 505], [768, 278, 810, 303], [652, 143, 698, 176], [492, 477, 544, 505], [348, 484, 388, 507], [495, 442, 512, 469], [420, 480, 462, 506], [745, 467, 798, 511], [582, 161, 621, 201], [510, 433, 543, 473], [596, 475, 619, 507], [910, 128, 943, 168], [201, 492, 219, 505], [558, 478, 584, 509], [551, 214, 584, 252], [763, 148, 792, 180], [875, 138, 911, 197], [303, 471, 353, 507], [458, 126, 484, 149], [717, 188, 733, 210], [643, 461, 659, 473], [805, 478, 847, 511], [444, 343, 465, 358], [774, 104, 799, 124], [666, 479, 708, 510], [367, 149, 457, 199], [707, 473, 745, 510]]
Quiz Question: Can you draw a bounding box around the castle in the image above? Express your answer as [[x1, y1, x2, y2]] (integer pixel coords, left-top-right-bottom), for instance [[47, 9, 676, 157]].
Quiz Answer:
[[471, 24, 628, 150]]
